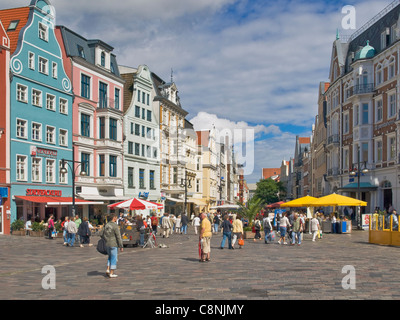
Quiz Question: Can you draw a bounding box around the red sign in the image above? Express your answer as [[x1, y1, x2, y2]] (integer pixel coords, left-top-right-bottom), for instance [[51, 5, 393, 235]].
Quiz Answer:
[[26, 189, 62, 197], [36, 148, 58, 158]]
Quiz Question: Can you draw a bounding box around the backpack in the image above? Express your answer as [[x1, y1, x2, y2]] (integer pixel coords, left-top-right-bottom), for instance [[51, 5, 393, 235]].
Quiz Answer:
[[96, 238, 108, 255]]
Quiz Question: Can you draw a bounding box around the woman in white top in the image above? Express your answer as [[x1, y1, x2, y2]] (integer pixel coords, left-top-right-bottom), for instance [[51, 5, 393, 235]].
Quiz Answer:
[[311, 215, 320, 241], [192, 215, 201, 234], [278, 213, 291, 245], [175, 215, 182, 234]]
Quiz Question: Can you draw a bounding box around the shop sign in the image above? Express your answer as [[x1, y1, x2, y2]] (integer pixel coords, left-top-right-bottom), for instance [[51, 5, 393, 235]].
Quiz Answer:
[[26, 189, 62, 197], [139, 192, 149, 199], [30, 146, 58, 158]]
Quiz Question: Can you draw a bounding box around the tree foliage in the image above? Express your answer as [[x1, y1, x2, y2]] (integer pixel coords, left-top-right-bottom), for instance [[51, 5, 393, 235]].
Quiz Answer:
[[254, 178, 286, 205], [238, 196, 263, 223]]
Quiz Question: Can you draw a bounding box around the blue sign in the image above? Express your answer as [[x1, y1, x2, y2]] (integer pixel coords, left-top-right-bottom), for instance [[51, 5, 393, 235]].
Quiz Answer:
[[0, 187, 8, 198], [139, 192, 149, 199]]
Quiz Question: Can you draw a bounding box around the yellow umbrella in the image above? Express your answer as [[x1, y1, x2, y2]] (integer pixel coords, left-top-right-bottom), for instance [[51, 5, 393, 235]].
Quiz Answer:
[[280, 195, 318, 208], [308, 193, 367, 207]]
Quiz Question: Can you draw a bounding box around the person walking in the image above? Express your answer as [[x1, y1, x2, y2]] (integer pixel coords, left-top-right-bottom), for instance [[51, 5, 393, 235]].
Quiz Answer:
[[47, 214, 55, 240], [78, 217, 92, 247], [199, 212, 212, 262], [62, 216, 69, 245], [278, 213, 291, 245], [220, 215, 233, 249], [253, 216, 262, 242], [150, 214, 158, 234], [311, 214, 321, 242], [291, 213, 303, 246], [74, 215, 82, 245], [231, 214, 244, 249], [192, 215, 201, 235], [161, 213, 172, 238], [67, 217, 78, 247], [213, 212, 220, 234], [181, 214, 189, 234], [136, 215, 145, 246], [102, 213, 123, 278], [263, 213, 273, 244], [175, 215, 182, 234]]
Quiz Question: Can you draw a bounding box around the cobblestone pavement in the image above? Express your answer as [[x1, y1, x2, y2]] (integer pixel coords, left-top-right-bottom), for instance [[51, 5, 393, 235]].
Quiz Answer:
[[1, 227, 400, 300]]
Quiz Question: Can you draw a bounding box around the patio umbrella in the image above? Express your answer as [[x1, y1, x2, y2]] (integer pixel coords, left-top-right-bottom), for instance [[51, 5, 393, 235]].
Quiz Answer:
[[108, 198, 163, 210], [280, 196, 318, 208], [307, 193, 367, 207], [266, 201, 286, 208]]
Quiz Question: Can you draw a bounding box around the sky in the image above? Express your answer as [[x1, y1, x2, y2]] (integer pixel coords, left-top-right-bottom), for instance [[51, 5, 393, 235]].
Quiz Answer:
[[0, 0, 395, 183]]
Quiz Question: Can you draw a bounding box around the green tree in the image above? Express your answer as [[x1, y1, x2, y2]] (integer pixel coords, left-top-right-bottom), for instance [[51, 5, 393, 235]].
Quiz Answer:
[[254, 178, 286, 205]]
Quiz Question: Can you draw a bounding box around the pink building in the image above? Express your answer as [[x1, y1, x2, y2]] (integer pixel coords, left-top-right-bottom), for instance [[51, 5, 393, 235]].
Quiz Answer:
[[56, 26, 126, 220]]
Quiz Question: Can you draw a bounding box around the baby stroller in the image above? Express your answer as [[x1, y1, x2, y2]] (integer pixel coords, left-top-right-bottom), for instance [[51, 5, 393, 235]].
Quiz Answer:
[[143, 228, 157, 248]]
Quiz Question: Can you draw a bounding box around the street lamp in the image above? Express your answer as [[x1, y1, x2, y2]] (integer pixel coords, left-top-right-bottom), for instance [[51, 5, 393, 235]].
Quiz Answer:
[[60, 147, 87, 217], [349, 146, 369, 230], [180, 169, 192, 216]]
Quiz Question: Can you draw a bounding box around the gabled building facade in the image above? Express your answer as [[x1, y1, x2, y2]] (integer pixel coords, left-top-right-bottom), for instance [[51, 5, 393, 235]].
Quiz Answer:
[[56, 25, 125, 219], [119, 64, 161, 210], [0, 19, 10, 234], [1, 0, 74, 224]]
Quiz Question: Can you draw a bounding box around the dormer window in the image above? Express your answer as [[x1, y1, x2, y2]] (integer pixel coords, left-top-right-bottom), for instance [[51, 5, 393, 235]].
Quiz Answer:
[[77, 45, 85, 58], [101, 51, 106, 67]]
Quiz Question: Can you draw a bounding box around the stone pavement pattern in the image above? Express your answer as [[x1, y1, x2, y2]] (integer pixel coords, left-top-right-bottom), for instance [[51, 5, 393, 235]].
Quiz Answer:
[[0, 228, 400, 300]]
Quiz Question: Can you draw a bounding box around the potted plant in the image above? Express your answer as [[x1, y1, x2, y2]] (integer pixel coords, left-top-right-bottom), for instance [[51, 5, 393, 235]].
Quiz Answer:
[[11, 219, 25, 236], [30, 222, 45, 237]]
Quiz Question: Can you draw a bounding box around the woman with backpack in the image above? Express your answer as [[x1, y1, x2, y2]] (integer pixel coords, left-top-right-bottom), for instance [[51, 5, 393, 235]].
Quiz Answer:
[[253, 216, 262, 242]]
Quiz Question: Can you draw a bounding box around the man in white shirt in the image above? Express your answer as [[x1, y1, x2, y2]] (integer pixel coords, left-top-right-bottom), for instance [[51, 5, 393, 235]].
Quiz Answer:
[[192, 215, 201, 234]]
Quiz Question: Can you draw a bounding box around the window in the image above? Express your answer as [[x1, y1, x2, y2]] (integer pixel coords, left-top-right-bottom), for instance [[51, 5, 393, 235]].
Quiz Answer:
[[389, 58, 395, 79], [146, 127, 151, 139], [7, 20, 19, 31], [139, 169, 145, 189], [135, 106, 140, 118], [354, 105, 359, 126], [17, 84, 27, 102], [389, 93, 396, 118], [109, 118, 117, 141], [142, 108, 145, 120], [135, 143, 140, 156], [381, 31, 387, 50], [46, 94, 56, 111], [173, 167, 178, 184], [38, 22, 48, 41], [128, 142, 133, 154], [81, 153, 90, 176], [343, 149, 349, 170], [141, 144, 145, 157], [28, 52, 35, 70], [389, 136, 396, 161], [376, 65, 383, 85], [376, 99, 383, 122], [135, 124, 140, 136], [141, 126, 145, 137], [130, 122, 134, 135], [147, 93, 150, 105], [153, 147, 157, 159], [32, 123, 42, 141], [99, 82, 108, 108], [99, 155, 105, 176], [391, 24, 397, 44], [98, 117, 105, 139], [376, 140, 383, 162], [142, 92, 146, 105], [196, 179, 200, 193], [32, 158, 42, 182], [147, 110, 152, 122], [59, 98, 68, 114], [81, 74, 91, 99], [109, 155, 117, 177], [52, 62, 58, 78], [16, 155, 27, 181], [146, 145, 151, 158], [16, 119, 27, 139], [77, 45, 85, 58], [362, 142, 368, 162], [46, 126, 55, 144], [59, 129, 67, 146], [137, 89, 141, 102], [46, 159, 55, 183], [32, 89, 42, 107], [114, 88, 120, 110], [81, 114, 90, 137], [38, 57, 48, 74], [149, 170, 155, 189], [362, 103, 369, 125], [128, 167, 134, 188], [101, 52, 106, 67]]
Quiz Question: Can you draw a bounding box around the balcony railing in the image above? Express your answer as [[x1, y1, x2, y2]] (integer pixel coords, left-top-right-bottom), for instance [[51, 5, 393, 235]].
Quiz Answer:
[[349, 84, 374, 97], [327, 167, 339, 177], [327, 134, 340, 145]]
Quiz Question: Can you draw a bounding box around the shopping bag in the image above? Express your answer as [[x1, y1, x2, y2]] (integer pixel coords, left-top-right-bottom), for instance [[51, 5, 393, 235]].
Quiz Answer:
[[238, 238, 244, 246], [318, 230, 321, 239], [269, 231, 276, 242]]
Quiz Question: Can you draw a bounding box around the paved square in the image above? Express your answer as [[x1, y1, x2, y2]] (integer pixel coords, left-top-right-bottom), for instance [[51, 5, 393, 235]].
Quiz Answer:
[[1, 228, 399, 300]]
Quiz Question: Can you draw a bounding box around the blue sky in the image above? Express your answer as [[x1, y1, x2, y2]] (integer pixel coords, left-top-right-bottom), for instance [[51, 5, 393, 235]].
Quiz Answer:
[[1, 0, 395, 182]]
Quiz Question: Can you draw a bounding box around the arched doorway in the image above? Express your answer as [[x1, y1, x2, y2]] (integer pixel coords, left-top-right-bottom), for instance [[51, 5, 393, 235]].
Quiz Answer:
[[382, 181, 392, 211]]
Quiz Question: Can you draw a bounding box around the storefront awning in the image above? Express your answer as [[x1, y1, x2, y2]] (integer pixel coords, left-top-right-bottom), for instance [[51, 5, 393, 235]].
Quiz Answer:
[[338, 182, 378, 193], [14, 196, 104, 206], [78, 195, 131, 201], [188, 198, 208, 206], [165, 197, 185, 203]]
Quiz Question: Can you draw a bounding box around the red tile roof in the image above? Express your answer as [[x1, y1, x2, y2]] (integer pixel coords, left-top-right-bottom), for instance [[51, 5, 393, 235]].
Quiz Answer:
[[298, 137, 310, 144], [0, 6, 30, 54]]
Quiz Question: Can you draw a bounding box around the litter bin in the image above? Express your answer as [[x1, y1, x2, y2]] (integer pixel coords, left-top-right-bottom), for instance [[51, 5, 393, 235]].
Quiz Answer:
[[322, 221, 332, 233]]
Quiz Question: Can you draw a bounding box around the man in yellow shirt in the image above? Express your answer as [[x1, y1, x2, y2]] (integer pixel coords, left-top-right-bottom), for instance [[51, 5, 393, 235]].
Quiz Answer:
[[199, 212, 212, 262]]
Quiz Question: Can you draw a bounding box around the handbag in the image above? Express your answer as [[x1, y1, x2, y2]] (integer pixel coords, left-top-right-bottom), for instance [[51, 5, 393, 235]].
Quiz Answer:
[[96, 238, 108, 255], [238, 238, 244, 246]]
